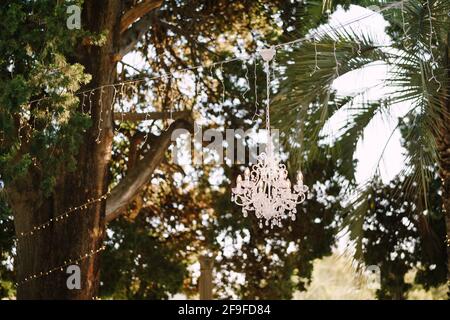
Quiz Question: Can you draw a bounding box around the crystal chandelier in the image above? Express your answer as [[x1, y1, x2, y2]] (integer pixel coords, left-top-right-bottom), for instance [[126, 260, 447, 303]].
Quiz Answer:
[[231, 47, 309, 229]]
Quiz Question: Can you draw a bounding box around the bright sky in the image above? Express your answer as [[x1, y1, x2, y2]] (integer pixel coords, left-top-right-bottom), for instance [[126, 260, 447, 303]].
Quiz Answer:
[[327, 5, 408, 185], [324, 5, 414, 257]]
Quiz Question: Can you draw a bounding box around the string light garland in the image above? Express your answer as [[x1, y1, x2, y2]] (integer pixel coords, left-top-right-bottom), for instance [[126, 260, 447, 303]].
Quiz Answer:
[[17, 191, 110, 240], [16, 245, 106, 287], [401, 0, 409, 43], [12, 0, 420, 286], [220, 62, 226, 106], [231, 47, 309, 229], [252, 59, 260, 121], [310, 37, 321, 76], [23, 2, 403, 110], [11, 3, 406, 148], [88, 90, 94, 115], [14, 0, 408, 236], [26, 57, 248, 108], [426, 0, 441, 91], [273, 1, 401, 50], [14, 192, 109, 287]]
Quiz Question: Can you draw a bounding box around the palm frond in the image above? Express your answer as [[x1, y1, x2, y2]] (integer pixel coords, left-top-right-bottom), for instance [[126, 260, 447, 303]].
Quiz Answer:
[[273, 0, 450, 265], [273, 25, 393, 174]]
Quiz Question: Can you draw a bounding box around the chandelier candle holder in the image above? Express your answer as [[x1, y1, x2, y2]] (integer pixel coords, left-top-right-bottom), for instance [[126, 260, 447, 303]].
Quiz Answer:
[[231, 47, 309, 229]]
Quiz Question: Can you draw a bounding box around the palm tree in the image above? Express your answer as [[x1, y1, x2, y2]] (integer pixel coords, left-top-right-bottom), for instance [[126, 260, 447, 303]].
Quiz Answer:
[[272, 0, 450, 291]]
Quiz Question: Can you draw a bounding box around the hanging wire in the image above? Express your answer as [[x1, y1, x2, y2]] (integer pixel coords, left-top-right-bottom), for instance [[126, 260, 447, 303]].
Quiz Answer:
[[401, 0, 409, 43], [17, 191, 110, 240], [81, 92, 86, 113], [16, 245, 106, 287], [310, 37, 321, 76], [95, 88, 104, 144], [25, 2, 403, 108], [265, 61, 271, 134], [252, 58, 260, 121], [426, 0, 442, 91]]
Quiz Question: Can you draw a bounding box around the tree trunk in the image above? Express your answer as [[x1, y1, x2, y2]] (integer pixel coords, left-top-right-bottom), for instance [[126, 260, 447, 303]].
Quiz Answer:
[[440, 136, 450, 296], [438, 32, 450, 297], [11, 1, 122, 299], [439, 122, 450, 296], [199, 256, 214, 300]]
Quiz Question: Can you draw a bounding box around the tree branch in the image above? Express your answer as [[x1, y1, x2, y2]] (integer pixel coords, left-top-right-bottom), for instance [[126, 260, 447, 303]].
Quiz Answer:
[[105, 118, 192, 223], [116, 14, 153, 60], [120, 0, 163, 33], [115, 1, 162, 60], [114, 111, 190, 122]]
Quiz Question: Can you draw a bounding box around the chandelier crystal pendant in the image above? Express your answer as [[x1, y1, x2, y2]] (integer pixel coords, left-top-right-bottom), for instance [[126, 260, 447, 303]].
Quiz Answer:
[[231, 47, 309, 229]]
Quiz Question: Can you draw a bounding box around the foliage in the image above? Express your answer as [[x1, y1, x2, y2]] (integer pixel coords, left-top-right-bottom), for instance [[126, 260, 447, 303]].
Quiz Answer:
[[352, 117, 448, 299], [100, 0, 351, 299], [1, 0, 447, 300], [273, 0, 449, 296], [0, 1, 90, 194], [0, 193, 15, 299], [212, 148, 343, 299]]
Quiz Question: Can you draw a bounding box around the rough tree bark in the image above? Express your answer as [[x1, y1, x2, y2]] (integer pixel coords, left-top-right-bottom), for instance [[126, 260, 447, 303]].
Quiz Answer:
[[9, 0, 170, 299], [439, 32, 450, 295], [199, 255, 214, 300], [439, 121, 450, 295], [105, 118, 191, 222]]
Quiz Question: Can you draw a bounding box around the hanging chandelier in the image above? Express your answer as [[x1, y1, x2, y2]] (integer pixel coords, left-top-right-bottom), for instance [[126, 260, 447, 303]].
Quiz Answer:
[[231, 47, 309, 229]]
